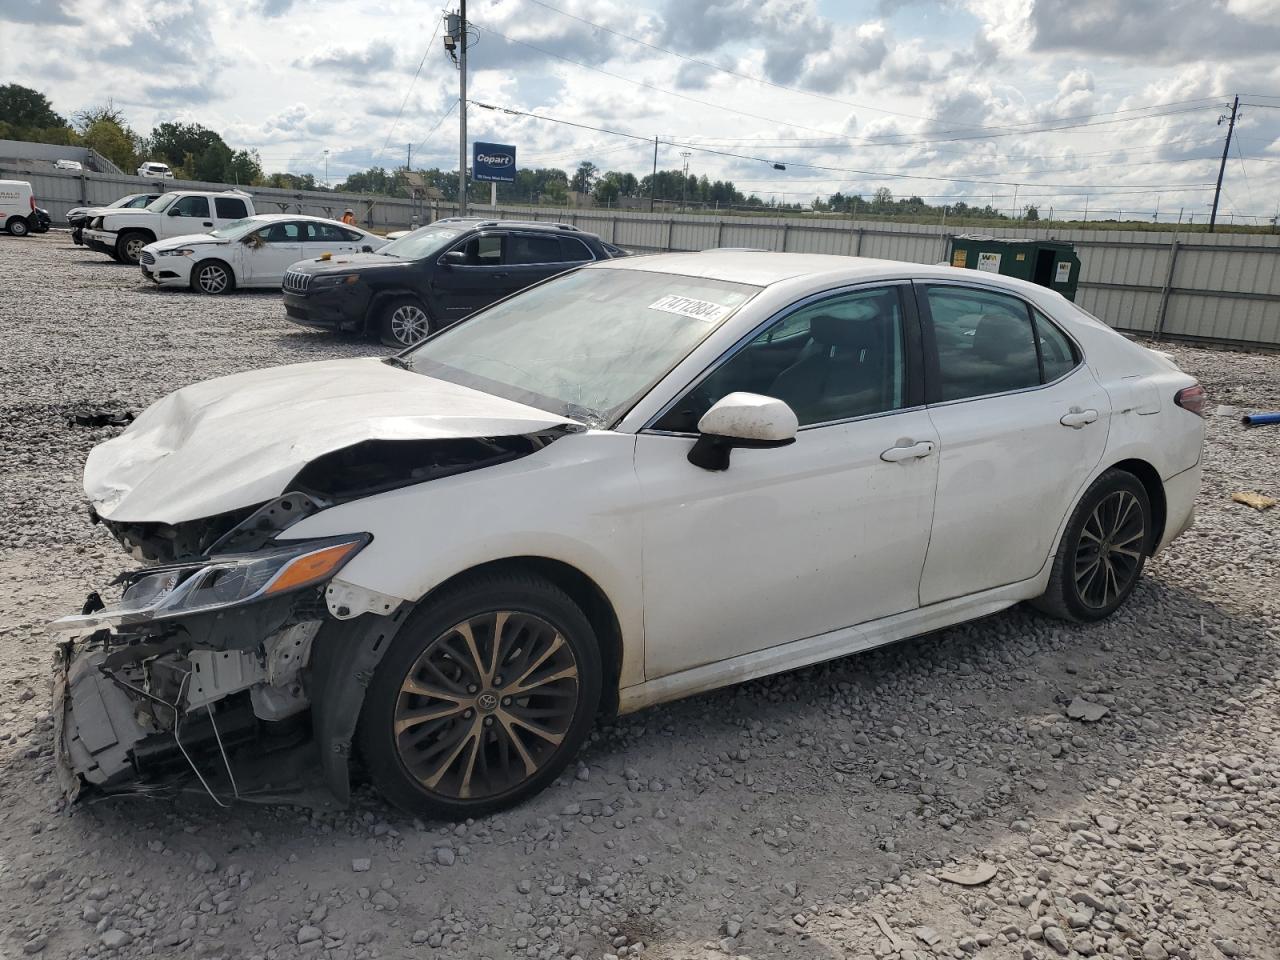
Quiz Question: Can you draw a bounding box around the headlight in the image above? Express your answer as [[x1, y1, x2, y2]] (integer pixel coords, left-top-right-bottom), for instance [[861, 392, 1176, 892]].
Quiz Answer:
[[51, 535, 368, 632], [158, 248, 195, 257], [311, 273, 359, 288]]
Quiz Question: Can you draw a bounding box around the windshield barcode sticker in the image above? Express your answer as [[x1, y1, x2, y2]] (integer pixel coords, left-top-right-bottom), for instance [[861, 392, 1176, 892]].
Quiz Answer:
[[648, 294, 731, 323]]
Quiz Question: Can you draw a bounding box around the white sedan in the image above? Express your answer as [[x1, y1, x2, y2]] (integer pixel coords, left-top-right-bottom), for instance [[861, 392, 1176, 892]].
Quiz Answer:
[[54, 252, 1204, 818], [139, 214, 389, 294]]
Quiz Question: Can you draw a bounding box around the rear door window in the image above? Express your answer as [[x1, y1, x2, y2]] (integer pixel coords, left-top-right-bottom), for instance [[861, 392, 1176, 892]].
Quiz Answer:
[[923, 286, 1040, 400], [507, 234, 569, 265], [214, 196, 248, 219]]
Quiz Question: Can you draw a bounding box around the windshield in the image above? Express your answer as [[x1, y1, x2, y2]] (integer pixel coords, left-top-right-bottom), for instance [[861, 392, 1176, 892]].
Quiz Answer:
[[148, 195, 176, 212], [405, 268, 760, 426], [209, 217, 262, 239], [379, 224, 463, 259]]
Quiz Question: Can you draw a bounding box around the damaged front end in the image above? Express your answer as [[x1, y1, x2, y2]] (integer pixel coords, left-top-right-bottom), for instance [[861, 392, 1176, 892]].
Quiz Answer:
[[51, 499, 376, 807]]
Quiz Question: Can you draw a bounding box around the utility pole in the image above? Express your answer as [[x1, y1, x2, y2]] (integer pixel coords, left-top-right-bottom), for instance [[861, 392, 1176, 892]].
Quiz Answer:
[[679, 150, 691, 212], [407, 143, 412, 172], [1209, 95, 1239, 234], [458, 0, 468, 216], [649, 136, 658, 213], [323, 149, 329, 188]]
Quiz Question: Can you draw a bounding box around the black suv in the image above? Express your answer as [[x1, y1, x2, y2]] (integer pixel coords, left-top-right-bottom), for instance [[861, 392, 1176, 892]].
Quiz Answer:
[[282, 217, 625, 347]]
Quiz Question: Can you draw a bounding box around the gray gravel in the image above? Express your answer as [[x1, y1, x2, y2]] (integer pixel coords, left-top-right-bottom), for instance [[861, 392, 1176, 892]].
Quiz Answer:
[[1, 232, 1277, 960]]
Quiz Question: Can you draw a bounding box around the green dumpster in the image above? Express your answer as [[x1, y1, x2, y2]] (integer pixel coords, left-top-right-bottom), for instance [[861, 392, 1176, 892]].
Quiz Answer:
[[947, 235, 1081, 302]]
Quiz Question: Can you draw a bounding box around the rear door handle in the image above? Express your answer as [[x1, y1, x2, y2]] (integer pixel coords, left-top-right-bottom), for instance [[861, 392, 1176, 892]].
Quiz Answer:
[[881, 440, 935, 463], [1060, 408, 1099, 429], [492, 272, 509, 279], [202, 221, 213, 227]]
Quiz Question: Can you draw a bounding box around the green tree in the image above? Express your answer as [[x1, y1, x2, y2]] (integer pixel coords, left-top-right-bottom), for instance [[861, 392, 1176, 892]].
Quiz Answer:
[[1024, 205, 1040, 222], [0, 83, 66, 130], [339, 166, 399, 194], [147, 122, 226, 172], [871, 187, 894, 212], [194, 140, 233, 181], [80, 118, 141, 171], [228, 149, 264, 185], [569, 161, 598, 194]]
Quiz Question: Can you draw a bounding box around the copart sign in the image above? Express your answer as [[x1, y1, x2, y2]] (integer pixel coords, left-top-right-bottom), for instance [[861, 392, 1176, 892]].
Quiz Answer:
[[473, 142, 517, 183]]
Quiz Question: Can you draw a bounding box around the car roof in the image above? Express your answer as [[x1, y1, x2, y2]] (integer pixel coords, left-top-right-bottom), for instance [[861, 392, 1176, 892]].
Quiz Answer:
[[433, 217, 598, 237], [586, 249, 1061, 299], [243, 213, 361, 225]]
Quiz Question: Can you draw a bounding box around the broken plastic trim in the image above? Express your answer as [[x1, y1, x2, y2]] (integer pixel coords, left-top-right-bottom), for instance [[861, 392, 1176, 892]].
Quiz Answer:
[[51, 535, 369, 633], [287, 428, 578, 503]]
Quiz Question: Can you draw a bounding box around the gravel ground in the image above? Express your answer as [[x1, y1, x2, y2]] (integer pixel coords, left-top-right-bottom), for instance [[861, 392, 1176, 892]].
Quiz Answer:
[[0, 232, 1276, 960]]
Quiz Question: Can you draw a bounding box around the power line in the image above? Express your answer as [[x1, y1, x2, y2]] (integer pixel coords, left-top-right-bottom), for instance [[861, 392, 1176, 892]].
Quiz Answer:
[[377, 12, 446, 162], [414, 98, 459, 153], [518, 0, 1227, 138], [471, 99, 1219, 192], [470, 20, 1218, 149]]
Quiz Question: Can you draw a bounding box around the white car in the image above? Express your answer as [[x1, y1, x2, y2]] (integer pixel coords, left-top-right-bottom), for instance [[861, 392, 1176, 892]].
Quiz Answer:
[[53, 252, 1204, 818], [140, 215, 389, 293], [137, 161, 174, 179], [54, 159, 84, 171]]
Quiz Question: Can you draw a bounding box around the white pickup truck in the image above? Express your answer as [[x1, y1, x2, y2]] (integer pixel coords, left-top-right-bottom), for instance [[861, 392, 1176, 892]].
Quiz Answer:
[[82, 190, 255, 265]]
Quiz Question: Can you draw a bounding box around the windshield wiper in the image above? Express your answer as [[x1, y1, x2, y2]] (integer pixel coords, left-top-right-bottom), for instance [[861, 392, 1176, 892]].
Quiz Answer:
[[564, 402, 606, 427], [383, 354, 412, 370]]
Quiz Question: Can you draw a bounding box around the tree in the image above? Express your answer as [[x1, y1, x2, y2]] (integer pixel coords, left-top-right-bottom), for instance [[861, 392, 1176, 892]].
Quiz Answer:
[[193, 141, 233, 182], [147, 122, 227, 172], [81, 118, 141, 171], [872, 187, 894, 212], [227, 149, 263, 185], [73, 100, 128, 134], [1024, 205, 1040, 222], [0, 83, 66, 130], [569, 161, 598, 194]]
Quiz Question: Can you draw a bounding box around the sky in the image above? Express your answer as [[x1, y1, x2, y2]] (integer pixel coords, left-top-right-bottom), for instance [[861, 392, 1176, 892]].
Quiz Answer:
[[3, 0, 1280, 223]]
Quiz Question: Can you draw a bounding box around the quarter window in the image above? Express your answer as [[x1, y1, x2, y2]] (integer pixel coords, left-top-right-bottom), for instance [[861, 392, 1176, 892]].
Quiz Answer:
[[1035, 309, 1079, 382], [214, 196, 248, 219], [654, 287, 907, 431]]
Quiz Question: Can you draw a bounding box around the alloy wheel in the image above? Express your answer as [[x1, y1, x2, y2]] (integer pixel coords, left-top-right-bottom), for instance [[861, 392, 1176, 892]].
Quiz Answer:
[[124, 237, 145, 262], [393, 610, 580, 801], [389, 304, 430, 345], [1074, 490, 1145, 610], [196, 263, 229, 294]]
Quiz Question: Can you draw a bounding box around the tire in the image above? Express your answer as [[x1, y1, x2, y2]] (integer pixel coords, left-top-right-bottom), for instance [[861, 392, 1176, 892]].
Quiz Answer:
[[377, 296, 433, 348], [72, 226, 84, 245], [115, 231, 149, 265], [357, 572, 602, 819], [190, 259, 234, 295], [1032, 468, 1151, 623], [7, 217, 28, 237]]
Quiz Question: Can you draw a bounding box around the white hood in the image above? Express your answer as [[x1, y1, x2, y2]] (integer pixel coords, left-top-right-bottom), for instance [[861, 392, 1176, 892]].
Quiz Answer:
[[148, 232, 226, 250], [86, 358, 576, 524]]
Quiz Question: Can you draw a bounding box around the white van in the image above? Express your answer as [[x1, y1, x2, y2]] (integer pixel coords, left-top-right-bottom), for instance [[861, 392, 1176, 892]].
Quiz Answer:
[[0, 180, 38, 236], [137, 161, 174, 179]]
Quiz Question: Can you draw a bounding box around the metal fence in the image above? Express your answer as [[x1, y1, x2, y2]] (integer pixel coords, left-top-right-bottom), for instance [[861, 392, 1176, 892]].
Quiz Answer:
[[6, 163, 1278, 349]]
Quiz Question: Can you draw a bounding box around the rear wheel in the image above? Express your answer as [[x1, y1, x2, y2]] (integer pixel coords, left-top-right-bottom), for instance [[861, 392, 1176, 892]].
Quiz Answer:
[[116, 231, 149, 265], [377, 296, 433, 348], [191, 260, 234, 295], [71, 226, 84, 245], [1033, 469, 1151, 622], [6, 217, 28, 237], [357, 573, 601, 818]]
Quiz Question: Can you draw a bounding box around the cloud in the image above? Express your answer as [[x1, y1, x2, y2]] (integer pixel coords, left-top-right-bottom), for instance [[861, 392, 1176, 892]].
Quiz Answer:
[[257, 0, 295, 15], [91, 2, 218, 69], [296, 39, 401, 76], [1028, 0, 1280, 61], [0, 0, 79, 25], [140, 80, 221, 108]]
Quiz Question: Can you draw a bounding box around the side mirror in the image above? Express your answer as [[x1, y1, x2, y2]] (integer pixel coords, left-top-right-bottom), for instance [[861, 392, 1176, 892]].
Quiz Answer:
[[361, 244, 373, 253], [687, 392, 798, 471], [441, 249, 468, 266], [167, 207, 183, 216]]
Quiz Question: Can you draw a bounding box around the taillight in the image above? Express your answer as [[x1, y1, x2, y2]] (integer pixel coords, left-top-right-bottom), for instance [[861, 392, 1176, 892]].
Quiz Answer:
[[29, 196, 36, 211], [1174, 384, 1207, 417]]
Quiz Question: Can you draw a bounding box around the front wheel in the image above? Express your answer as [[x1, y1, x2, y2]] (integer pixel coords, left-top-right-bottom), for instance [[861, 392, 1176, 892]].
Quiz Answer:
[[72, 226, 84, 245], [116, 231, 149, 265], [357, 573, 602, 818], [377, 296, 433, 348], [6, 217, 28, 237], [1033, 469, 1151, 622], [191, 260, 234, 295]]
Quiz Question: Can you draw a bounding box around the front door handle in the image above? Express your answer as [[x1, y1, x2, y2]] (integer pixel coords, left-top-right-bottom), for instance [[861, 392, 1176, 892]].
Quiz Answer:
[[492, 272, 509, 279], [880, 440, 935, 463], [1060, 408, 1099, 429]]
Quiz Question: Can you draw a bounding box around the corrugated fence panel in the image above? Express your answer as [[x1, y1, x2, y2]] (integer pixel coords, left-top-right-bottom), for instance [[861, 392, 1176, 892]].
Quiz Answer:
[[5, 163, 1279, 348]]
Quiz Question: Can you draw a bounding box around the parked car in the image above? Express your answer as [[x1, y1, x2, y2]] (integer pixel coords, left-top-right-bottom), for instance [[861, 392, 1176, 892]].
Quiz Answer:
[[66, 193, 163, 245], [54, 159, 84, 171], [53, 251, 1205, 818], [137, 161, 174, 179], [82, 190, 254, 264], [282, 217, 624, 347], [0, 180, 41, 236], [140, 214, 390, 294]]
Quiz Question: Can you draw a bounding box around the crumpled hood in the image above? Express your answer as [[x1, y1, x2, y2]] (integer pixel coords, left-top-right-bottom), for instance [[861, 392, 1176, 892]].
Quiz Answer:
[[85, 358, 576, 524]]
